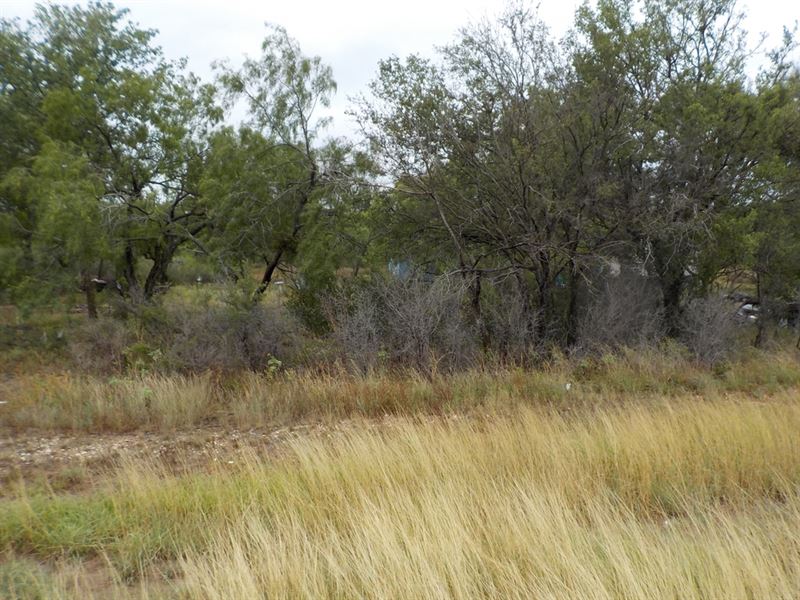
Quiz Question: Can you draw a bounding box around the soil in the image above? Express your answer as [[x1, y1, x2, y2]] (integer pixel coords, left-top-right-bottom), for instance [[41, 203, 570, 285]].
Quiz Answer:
[[0, 425, 314, 494]]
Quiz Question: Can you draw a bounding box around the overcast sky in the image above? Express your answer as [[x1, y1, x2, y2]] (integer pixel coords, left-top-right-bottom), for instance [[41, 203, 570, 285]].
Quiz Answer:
[[1, 0, 797, 139]]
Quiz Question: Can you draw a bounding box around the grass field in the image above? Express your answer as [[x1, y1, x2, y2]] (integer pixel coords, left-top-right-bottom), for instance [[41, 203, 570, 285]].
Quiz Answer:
[[3, 349, 800, 598]]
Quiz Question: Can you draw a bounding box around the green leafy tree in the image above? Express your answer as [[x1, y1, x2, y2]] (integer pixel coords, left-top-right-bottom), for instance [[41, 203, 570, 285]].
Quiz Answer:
[[30, 142, 110, 318], [208, 25, 344, 298], [357, 7, 633, 344], [1, 2, 220, 305], [572, 0, 780, 333]]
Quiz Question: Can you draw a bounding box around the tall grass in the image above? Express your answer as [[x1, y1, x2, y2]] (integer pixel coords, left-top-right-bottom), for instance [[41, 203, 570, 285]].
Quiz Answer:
[[4, 393, 800, 597], [184, 481, 800, 600], [3, 346, 800, 432], [0, 373, 213, 431]]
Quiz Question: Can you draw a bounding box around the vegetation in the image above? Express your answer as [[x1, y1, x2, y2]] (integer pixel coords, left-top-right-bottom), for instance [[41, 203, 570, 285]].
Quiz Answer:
[[2, 0, 800, 598], [3, 362, 800, 597], [1, 0, 798, 359], [3, 345, 800, 432]]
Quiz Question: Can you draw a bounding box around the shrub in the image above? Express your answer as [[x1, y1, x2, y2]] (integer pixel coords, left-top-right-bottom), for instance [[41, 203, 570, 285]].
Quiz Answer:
[[328, 284, 382, 373], [123, 341, 162, 372], [482, 280, 541, 363], [577, 265, 664, 353], [161, 302, 302, 373], [681, 295, 740, 365], [330, 274, 478, 373], [68, 317, 132, 373], [166, 253, 220, 285], [286, 270, 336, 335]]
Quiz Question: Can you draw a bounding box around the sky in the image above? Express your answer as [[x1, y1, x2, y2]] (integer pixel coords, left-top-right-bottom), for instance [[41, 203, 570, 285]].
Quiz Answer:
[[1, 0, 798, 139]]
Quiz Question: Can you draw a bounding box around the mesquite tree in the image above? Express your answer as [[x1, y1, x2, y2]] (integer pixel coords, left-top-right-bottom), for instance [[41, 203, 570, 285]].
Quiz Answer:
[[209, 25, 338, 297]]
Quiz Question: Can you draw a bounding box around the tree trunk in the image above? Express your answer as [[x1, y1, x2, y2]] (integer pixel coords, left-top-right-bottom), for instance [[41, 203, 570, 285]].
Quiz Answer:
[[660, 272, 684, 338], [565, 264, 581, 348], [81, 271, 98, 320], [535, 256, 552, 343], [123, 242, 140, 297], [143, 239, 181, 299], [253, 248, 284, 298], [753, 274, 765, 348], [513, 271, 536, 347], [121, 199, 142, 298], [469, 272, 489, 351]]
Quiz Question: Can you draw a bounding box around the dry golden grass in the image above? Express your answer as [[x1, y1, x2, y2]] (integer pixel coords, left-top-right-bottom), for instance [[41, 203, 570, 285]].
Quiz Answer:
[[4, 383, 800, 598], [184, 482, 800, 600], [176, 396, 800, 599], [3, 345, 800, 433], [0, 373, 214, 431]]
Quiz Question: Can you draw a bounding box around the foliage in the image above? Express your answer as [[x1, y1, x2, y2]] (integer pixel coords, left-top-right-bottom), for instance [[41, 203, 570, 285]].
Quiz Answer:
[[0, 2, 220, 308], [1, 0, 799, 359], [356, 0, 800, 345]]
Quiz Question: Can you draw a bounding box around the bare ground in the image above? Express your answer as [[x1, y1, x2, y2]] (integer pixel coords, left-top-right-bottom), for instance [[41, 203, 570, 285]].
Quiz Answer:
[[0, 425, 307, 494]]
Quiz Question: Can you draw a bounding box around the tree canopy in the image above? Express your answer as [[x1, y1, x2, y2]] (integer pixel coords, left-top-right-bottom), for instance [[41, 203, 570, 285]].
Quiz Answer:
[[1, 0, 798, 353]]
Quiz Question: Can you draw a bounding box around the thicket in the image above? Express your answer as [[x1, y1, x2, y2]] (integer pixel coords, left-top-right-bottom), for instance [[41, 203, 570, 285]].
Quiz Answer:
[[1, 0, 800, 375]]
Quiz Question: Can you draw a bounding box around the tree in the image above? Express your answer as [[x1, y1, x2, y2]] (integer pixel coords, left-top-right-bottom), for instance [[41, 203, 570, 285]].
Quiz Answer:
[[357, 0, 798, 348], [572, 0, 776, 333], [701, 71, 800, 346], [0, 16, 47, 303], [0, 2, 220, 304], [209, 25, 338, 297], [357, 6, 631, 345], [30, 142, 110, 318]]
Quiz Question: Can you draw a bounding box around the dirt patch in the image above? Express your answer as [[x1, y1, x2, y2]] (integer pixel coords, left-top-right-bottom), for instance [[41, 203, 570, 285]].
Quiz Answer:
[[0, 426, 297, 493], [0, 418, 400, 493]]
